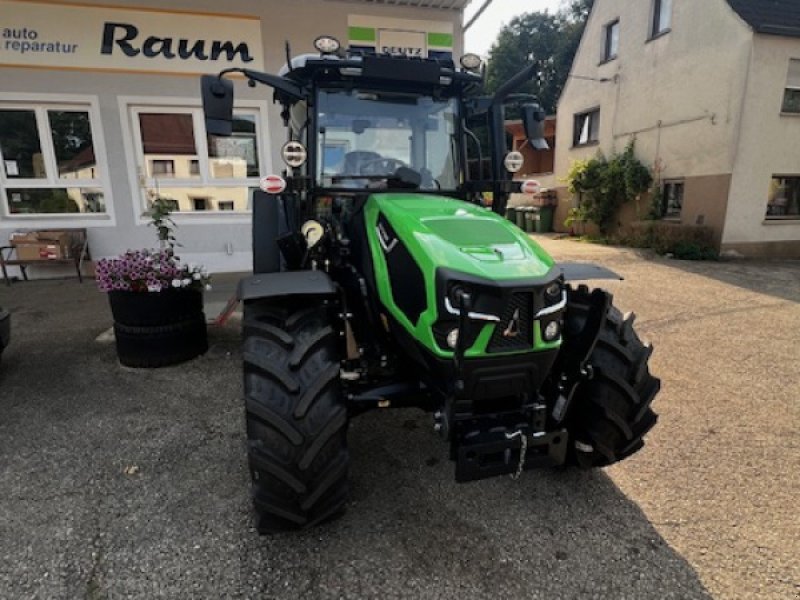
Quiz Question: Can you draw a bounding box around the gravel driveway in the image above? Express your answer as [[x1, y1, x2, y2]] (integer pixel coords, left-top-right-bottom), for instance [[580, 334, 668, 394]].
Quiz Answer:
[[0, 238, 797, 599]]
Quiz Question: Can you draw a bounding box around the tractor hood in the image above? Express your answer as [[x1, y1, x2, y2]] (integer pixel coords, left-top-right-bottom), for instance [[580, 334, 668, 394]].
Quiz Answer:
[[363, 193, 561, 360], [367, 193, 554, 281]]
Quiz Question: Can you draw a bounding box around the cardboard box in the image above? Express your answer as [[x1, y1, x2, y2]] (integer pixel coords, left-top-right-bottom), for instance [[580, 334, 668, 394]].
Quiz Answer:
[[9, 231, 38, 245], [37, 230, 70, 243], [37, 231, 71, 258], [10, 231, 72, 260], [14, 242, 66, 261]]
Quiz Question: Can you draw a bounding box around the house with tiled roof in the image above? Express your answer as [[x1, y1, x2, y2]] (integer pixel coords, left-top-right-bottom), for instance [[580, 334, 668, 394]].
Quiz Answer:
[[555, 0, 800, 257]]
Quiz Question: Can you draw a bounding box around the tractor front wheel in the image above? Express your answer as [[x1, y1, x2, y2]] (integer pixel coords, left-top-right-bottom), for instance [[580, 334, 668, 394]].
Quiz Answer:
[[242, 300, 349, 533], [563, 285, 660, 468]]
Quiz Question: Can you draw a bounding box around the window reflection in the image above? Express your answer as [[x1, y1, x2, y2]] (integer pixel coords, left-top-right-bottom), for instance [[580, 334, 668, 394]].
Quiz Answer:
[[0, 109, 44, 179], [49, 110, 97, 180], [208, 114, 259, 178], [7, 187, 105, 214], [138, 113, 200, 179], [145, 186, 254, 213]]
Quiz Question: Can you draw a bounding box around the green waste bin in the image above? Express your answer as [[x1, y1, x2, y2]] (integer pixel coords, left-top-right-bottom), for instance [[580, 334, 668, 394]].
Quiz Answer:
[[535, 206, 555, 233], [515, 207, 527, 229], [524, 209, 536, 233], [506, 207, 517, 224]]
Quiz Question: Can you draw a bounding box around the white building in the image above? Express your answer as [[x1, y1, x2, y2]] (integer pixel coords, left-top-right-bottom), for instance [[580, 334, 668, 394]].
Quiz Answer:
[[555, 0, 800, 257], [0, 0, 469, 273]]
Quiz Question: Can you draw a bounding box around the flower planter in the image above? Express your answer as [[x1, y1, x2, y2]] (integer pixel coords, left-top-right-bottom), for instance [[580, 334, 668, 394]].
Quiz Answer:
[[109, 288, 204, 326], [108, 288, 207, 368]]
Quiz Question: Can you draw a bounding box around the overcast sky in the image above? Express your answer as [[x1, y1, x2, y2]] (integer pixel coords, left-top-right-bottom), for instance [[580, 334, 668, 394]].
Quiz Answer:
[[464, 0, 563, 57]]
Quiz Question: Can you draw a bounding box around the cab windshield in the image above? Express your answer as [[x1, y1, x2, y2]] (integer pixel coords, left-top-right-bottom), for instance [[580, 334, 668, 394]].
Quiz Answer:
[[317, 89, 460, 191]]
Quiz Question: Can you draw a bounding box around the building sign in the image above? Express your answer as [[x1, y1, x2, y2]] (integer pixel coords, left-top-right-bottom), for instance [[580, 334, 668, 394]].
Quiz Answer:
[[348, 15, 454, 60], [0, 0, 263, 74]]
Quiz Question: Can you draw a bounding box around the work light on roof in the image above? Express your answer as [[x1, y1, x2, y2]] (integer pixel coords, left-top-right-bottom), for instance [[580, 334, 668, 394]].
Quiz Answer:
[[460, 53, 482, 71], [314, 35, 341, 55]]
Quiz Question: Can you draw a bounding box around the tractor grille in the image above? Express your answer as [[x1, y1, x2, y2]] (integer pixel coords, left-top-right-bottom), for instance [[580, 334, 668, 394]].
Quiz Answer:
[[487, 292, 534, 353]]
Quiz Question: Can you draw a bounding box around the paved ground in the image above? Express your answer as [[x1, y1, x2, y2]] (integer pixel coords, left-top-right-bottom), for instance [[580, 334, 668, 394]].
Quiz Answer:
[[0, 237, 797, 599]]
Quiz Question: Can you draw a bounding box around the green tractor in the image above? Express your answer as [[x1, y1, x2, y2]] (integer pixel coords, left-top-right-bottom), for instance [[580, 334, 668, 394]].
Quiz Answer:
[[201, 37, 660, 533]]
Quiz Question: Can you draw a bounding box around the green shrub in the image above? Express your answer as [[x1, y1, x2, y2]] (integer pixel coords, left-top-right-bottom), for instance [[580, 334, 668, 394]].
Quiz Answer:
[[623, 221, 718, 260], [671, 241, 719, 261], [563, 140, 653, 234]]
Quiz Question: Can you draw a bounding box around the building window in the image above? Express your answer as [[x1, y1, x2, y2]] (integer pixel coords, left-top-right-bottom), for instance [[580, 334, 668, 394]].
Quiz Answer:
[[151, 159, 175, 176], [129, 105, 263, 214], [661, 180, 684, 218], [782, 59, 800, 114], [0, 103, 108, 215], [651, 0, 672, 38], [573, 109, 600, 147], [766, 176, 800, 219], [218, 200, 235, 211], [603, 20, 620, 62]]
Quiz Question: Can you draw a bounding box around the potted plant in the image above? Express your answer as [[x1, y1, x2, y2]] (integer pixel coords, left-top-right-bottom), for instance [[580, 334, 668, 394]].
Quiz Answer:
[[96, 199, 211, 368]]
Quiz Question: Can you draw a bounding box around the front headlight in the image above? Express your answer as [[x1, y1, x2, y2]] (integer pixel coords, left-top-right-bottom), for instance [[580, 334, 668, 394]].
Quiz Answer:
[[543, 320, 561, 342], [446, 328, 459, 349]]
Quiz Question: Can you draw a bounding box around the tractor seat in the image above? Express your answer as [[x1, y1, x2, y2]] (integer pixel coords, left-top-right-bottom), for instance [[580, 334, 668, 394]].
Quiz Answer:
[[342, 151, 382, 176]]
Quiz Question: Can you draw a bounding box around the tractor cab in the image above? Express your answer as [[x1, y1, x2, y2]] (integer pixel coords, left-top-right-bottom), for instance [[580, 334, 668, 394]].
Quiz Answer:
[[202, 37, 548, 209]]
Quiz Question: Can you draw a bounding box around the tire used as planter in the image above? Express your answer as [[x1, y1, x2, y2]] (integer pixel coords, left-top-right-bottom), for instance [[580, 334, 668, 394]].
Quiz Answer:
[[242, 300, 349, 533], [108, 288, 207, 368], [109, 288, 204, 326], [114, 315, 208, 368]]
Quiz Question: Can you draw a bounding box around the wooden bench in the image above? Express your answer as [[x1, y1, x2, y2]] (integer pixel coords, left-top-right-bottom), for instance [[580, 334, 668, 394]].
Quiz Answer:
[[0, 229, 90, 285]]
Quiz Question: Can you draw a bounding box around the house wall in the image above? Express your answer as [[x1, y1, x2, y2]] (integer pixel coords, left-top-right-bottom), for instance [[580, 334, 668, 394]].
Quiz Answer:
[[722, 34, 800, 257], [0, 0, 463, 275], [554, 0, 753, 240]]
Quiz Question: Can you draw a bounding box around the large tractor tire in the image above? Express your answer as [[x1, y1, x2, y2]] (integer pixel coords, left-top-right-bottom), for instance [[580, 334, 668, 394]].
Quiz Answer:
[[563, 285, 660, 468], [242, 300, 349, 533]]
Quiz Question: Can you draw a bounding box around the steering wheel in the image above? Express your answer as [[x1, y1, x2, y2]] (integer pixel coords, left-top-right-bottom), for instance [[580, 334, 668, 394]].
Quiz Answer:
[[359, 157, 409, 176]]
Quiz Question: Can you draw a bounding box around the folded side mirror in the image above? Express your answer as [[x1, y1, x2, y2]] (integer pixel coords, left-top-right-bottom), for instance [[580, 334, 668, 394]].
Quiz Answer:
[[522, 103, 549, 151], [201, 74, 234, 137]]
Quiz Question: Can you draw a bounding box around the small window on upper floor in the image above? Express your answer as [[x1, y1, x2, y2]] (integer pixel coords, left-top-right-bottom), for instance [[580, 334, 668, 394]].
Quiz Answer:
[[603, 20, 620, 62], [573, 109, 600, 147], [651, 0, 673, 38], [782, 59, 800, 114]]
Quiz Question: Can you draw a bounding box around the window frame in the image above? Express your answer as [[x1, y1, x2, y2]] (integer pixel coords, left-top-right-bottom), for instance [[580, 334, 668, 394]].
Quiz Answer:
[[118, 95, 272, 226], [661, 179, 684, 219], [781, 59, 800, 115], [572, 108, 601, 148], [650, 0, 673, 40], [0, 93, 115, 227], [602, 19, 620, 63], [765, 175, 800, 220]]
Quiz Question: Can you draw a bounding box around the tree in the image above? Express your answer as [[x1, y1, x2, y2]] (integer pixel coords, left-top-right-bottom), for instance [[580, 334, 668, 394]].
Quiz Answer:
[[485, 0, 595, 114]]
